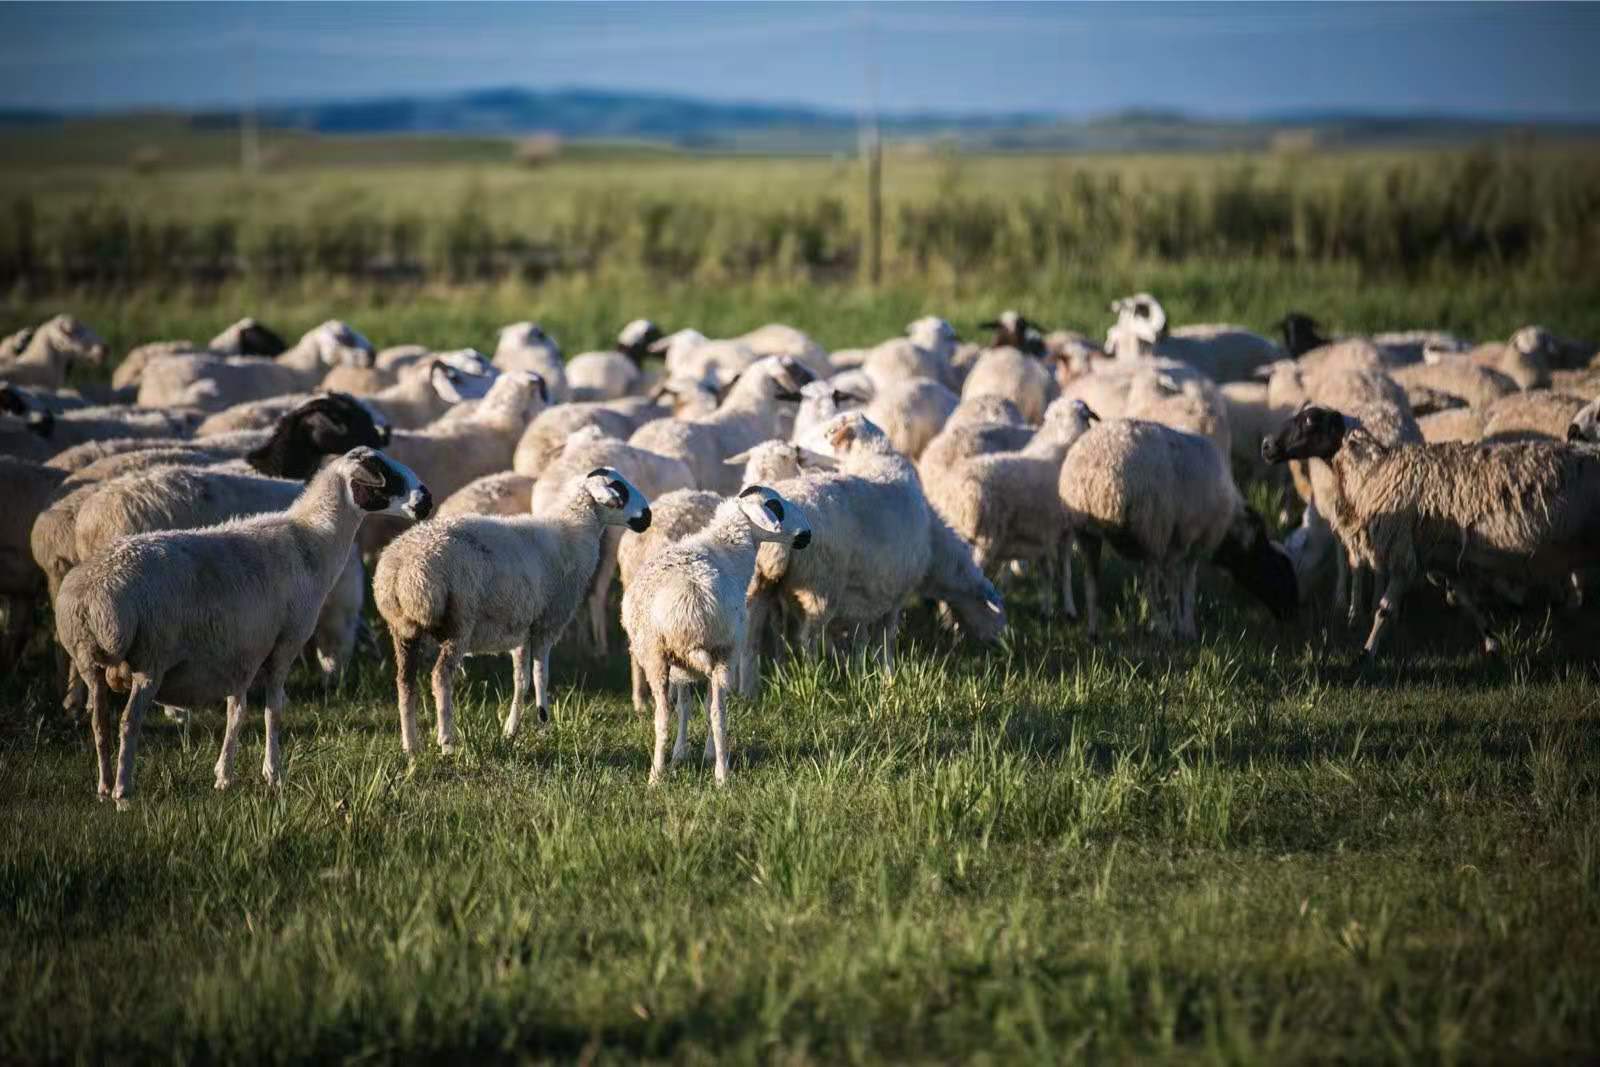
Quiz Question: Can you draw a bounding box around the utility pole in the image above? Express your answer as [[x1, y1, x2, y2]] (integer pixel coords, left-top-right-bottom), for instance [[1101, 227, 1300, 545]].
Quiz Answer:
[[859, 8, 882, 288]]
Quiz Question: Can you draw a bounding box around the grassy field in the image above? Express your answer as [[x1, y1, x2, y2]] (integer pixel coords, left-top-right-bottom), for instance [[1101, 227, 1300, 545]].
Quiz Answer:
[[3, 142, 1600, 1061]]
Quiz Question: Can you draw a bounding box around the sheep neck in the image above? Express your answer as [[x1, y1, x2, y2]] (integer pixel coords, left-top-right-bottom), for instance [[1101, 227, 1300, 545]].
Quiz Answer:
[[288, 466, 369, 550]]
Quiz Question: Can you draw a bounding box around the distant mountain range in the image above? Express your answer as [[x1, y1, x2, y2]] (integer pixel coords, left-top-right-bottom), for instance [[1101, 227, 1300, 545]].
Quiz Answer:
[[8, 87, 1599, 153]]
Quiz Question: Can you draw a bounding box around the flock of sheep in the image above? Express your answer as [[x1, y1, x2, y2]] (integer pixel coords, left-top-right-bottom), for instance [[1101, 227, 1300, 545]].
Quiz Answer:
[[3, 296, 1598, 806]]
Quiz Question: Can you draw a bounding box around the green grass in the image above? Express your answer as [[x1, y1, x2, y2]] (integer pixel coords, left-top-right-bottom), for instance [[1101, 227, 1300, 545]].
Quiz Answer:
[[4, 574, 1600, 1063]]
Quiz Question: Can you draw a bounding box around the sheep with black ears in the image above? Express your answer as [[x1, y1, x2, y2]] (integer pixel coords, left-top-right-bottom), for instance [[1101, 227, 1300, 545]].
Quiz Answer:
[[375, 467, 651, 753], [622, 484, 810, 784], [56, 448, 430, 805]]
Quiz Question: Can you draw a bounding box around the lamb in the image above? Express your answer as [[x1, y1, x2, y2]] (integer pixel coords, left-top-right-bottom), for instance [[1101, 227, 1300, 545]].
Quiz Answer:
[[55, 448, 430, 804], [530, 428, 698, 654], [513, 398, 663, 478], [0, 314, 110, 389], [628, 355, 815, 494], [1262, 405, 1600, 658], [1479, 390, 1586, 443], [1106, 294, 1282, 382], [375, 467, 651, 753], [960, 346, 1057, 424], [359, 370, 548, 555], [917, 395, 1033, 474], [493, 322, 569, 402], [621, 485, 811, 784], [564, 319, 660, 401], [0, 458, 70, 668], [1060, 419, 1298, 639], [135, 320, 376, 411], [924, 398, 1099, 616]]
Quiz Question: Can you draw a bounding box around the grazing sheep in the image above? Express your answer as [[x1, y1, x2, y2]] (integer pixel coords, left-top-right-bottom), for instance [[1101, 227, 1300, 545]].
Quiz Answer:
[[136, 320, 375, 411], [924, 398, 1099, 615], [375, 468, 651, 753], [1480, 390, 1586, 443], [1061, 419, 1298, 639], [960, 346, 1056, 425], [1106, 294, 1282, 382], [494, 322, 569, 402], [56, 448, 430, 804], [622, 485, 811, 784], [920, 513, 1007, 645], [1262, 405, 1600, 658], [0, 315, 109, 389], [628, 355, 815, 494], [530, 429, 697, 654], [0, 458, 70, 668], [565, 319, 661, 402]]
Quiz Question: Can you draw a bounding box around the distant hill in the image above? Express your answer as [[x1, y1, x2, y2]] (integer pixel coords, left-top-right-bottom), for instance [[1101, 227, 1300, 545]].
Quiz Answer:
[[10, 87, 1600, 156]]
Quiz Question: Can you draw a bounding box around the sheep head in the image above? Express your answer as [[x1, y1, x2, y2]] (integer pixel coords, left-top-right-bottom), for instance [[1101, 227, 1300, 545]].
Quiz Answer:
[[1261, 404, 1350, 464], [249, 392, 391, 481], [583, 467, 652, 532], [343, 448, 431, 520], [35, 314, 110, 367], [725, 440, 837, 485], [1276, 312, 1329, 358], [210, 317, 287, 357], [1213, 506, 1299, 621], [736, 485, 811, 549], [307, 320, 376, 368], [428, 351, 499, 404], [617, 318, 663, 362], [819, 410, 890, 458]]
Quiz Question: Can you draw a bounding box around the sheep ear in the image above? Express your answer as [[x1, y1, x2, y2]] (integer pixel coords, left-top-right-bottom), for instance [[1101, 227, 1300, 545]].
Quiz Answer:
[[737, 487, 783, 532], [796, 447, 837, 469], [583, 471, 625, 508], [724, 447, 754, 466]]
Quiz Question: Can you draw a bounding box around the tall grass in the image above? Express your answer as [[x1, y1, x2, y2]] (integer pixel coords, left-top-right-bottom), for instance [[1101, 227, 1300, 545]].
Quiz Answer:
[[3, 145, 1596, 292]]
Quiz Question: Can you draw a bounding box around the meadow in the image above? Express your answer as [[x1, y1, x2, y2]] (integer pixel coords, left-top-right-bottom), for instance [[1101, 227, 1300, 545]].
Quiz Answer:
[[3, 141, 1600, 1063]]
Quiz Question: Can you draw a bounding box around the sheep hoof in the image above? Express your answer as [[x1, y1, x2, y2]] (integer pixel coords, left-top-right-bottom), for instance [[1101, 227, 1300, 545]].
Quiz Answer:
[[648, 771, 664, 787], [438, 741, 457, 756], [214, 775, 233, 792], [537, 708, 550, 726], [114, 796, 133, 813], [95, 787, 111, 802]]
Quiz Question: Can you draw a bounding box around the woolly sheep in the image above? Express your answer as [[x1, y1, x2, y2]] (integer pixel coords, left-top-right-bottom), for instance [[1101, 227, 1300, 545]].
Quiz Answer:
[[436, 471, 536, 519], [924, 397, 1099, 615], [0, 315, 109, 390], [375, 467, 650, 753], [628, 355, 815, 494], [0, 458, 70, 668], [493, 322, 569, 402], [1106, 294, 1283, 382], [0, 384, 202, 459], [135, 320, 375, 411], [1418, 407, 1487, 444], [1480, 390, 1587, 443], [1456, 326, 1558, 391], [1391, 360, 1517, 412], [1121, 367, 1231, 460], [960, 346, 1057, 425], [649, 329, 761, 389], [56, 449, 430, 804], [1060, 419, 1298, 639], [359, 370, 549, 555], [1263, 405, 1600, 658], [564, 319, 661, 402], [917, 396, 1033, 474], [622, 485, 811, 784], [512, 397, 664, 478]]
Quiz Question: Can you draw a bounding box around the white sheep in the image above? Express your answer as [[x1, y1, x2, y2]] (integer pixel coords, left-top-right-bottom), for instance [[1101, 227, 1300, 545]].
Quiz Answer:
[[375, 468, 651, 753], [513, 398, 664, 478], [1060, 419, 1298, 639], [135, 320, 375, 411], [628, 355, 814, 494], [1479, 390, 1587, 443], [917, 396, 1032, 474], [0, 315, 110, 390], [55, 448, 430, 804], [622, 485, 811, 784], [494, 322, 569, 402], [436, 471, 536, 519], [1106, 294, 1283, 382], [564, 319, 660, 402], [960, 345, 1057, 425]]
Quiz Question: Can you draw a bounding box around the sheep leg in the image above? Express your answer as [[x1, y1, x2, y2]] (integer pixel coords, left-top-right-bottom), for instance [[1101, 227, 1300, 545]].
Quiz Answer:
[[431, 640, 465, 753], [1331, 550, 1351, 623], [877, 610, 901, 678], [503, 641, 532, 739], [531, 644, 552, 725], [672, 683, 693, 764], [87, 668, 113, 799], [648, 658, 672, 785], [1057, 534, 1078, 621], [1144, 564, 1170, 637], [394, 634, 423, 756], [630, 654, 648, 716], [708, 663, 734, 786], [1078, 534, 1103, 638], [1178, 563, 1200, 641], [1346, 561, 1369, 629], [111, 673, 159, 808], [740, 593, 770, 700], [1442, 579, 1500, 656], [587, 536, 620, 658], [1361, 569, 1413, 661], [213, 690, 248, 790], [261, 672, 290, 788]]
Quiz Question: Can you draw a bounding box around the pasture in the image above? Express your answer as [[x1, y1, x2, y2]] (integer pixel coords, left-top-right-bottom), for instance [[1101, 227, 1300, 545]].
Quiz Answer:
[[3, 145, 1600, 1062]]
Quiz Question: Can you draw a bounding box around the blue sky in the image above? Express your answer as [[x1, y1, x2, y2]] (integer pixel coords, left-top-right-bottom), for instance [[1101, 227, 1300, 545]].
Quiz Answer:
[[1, 2, 1596, 119]]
